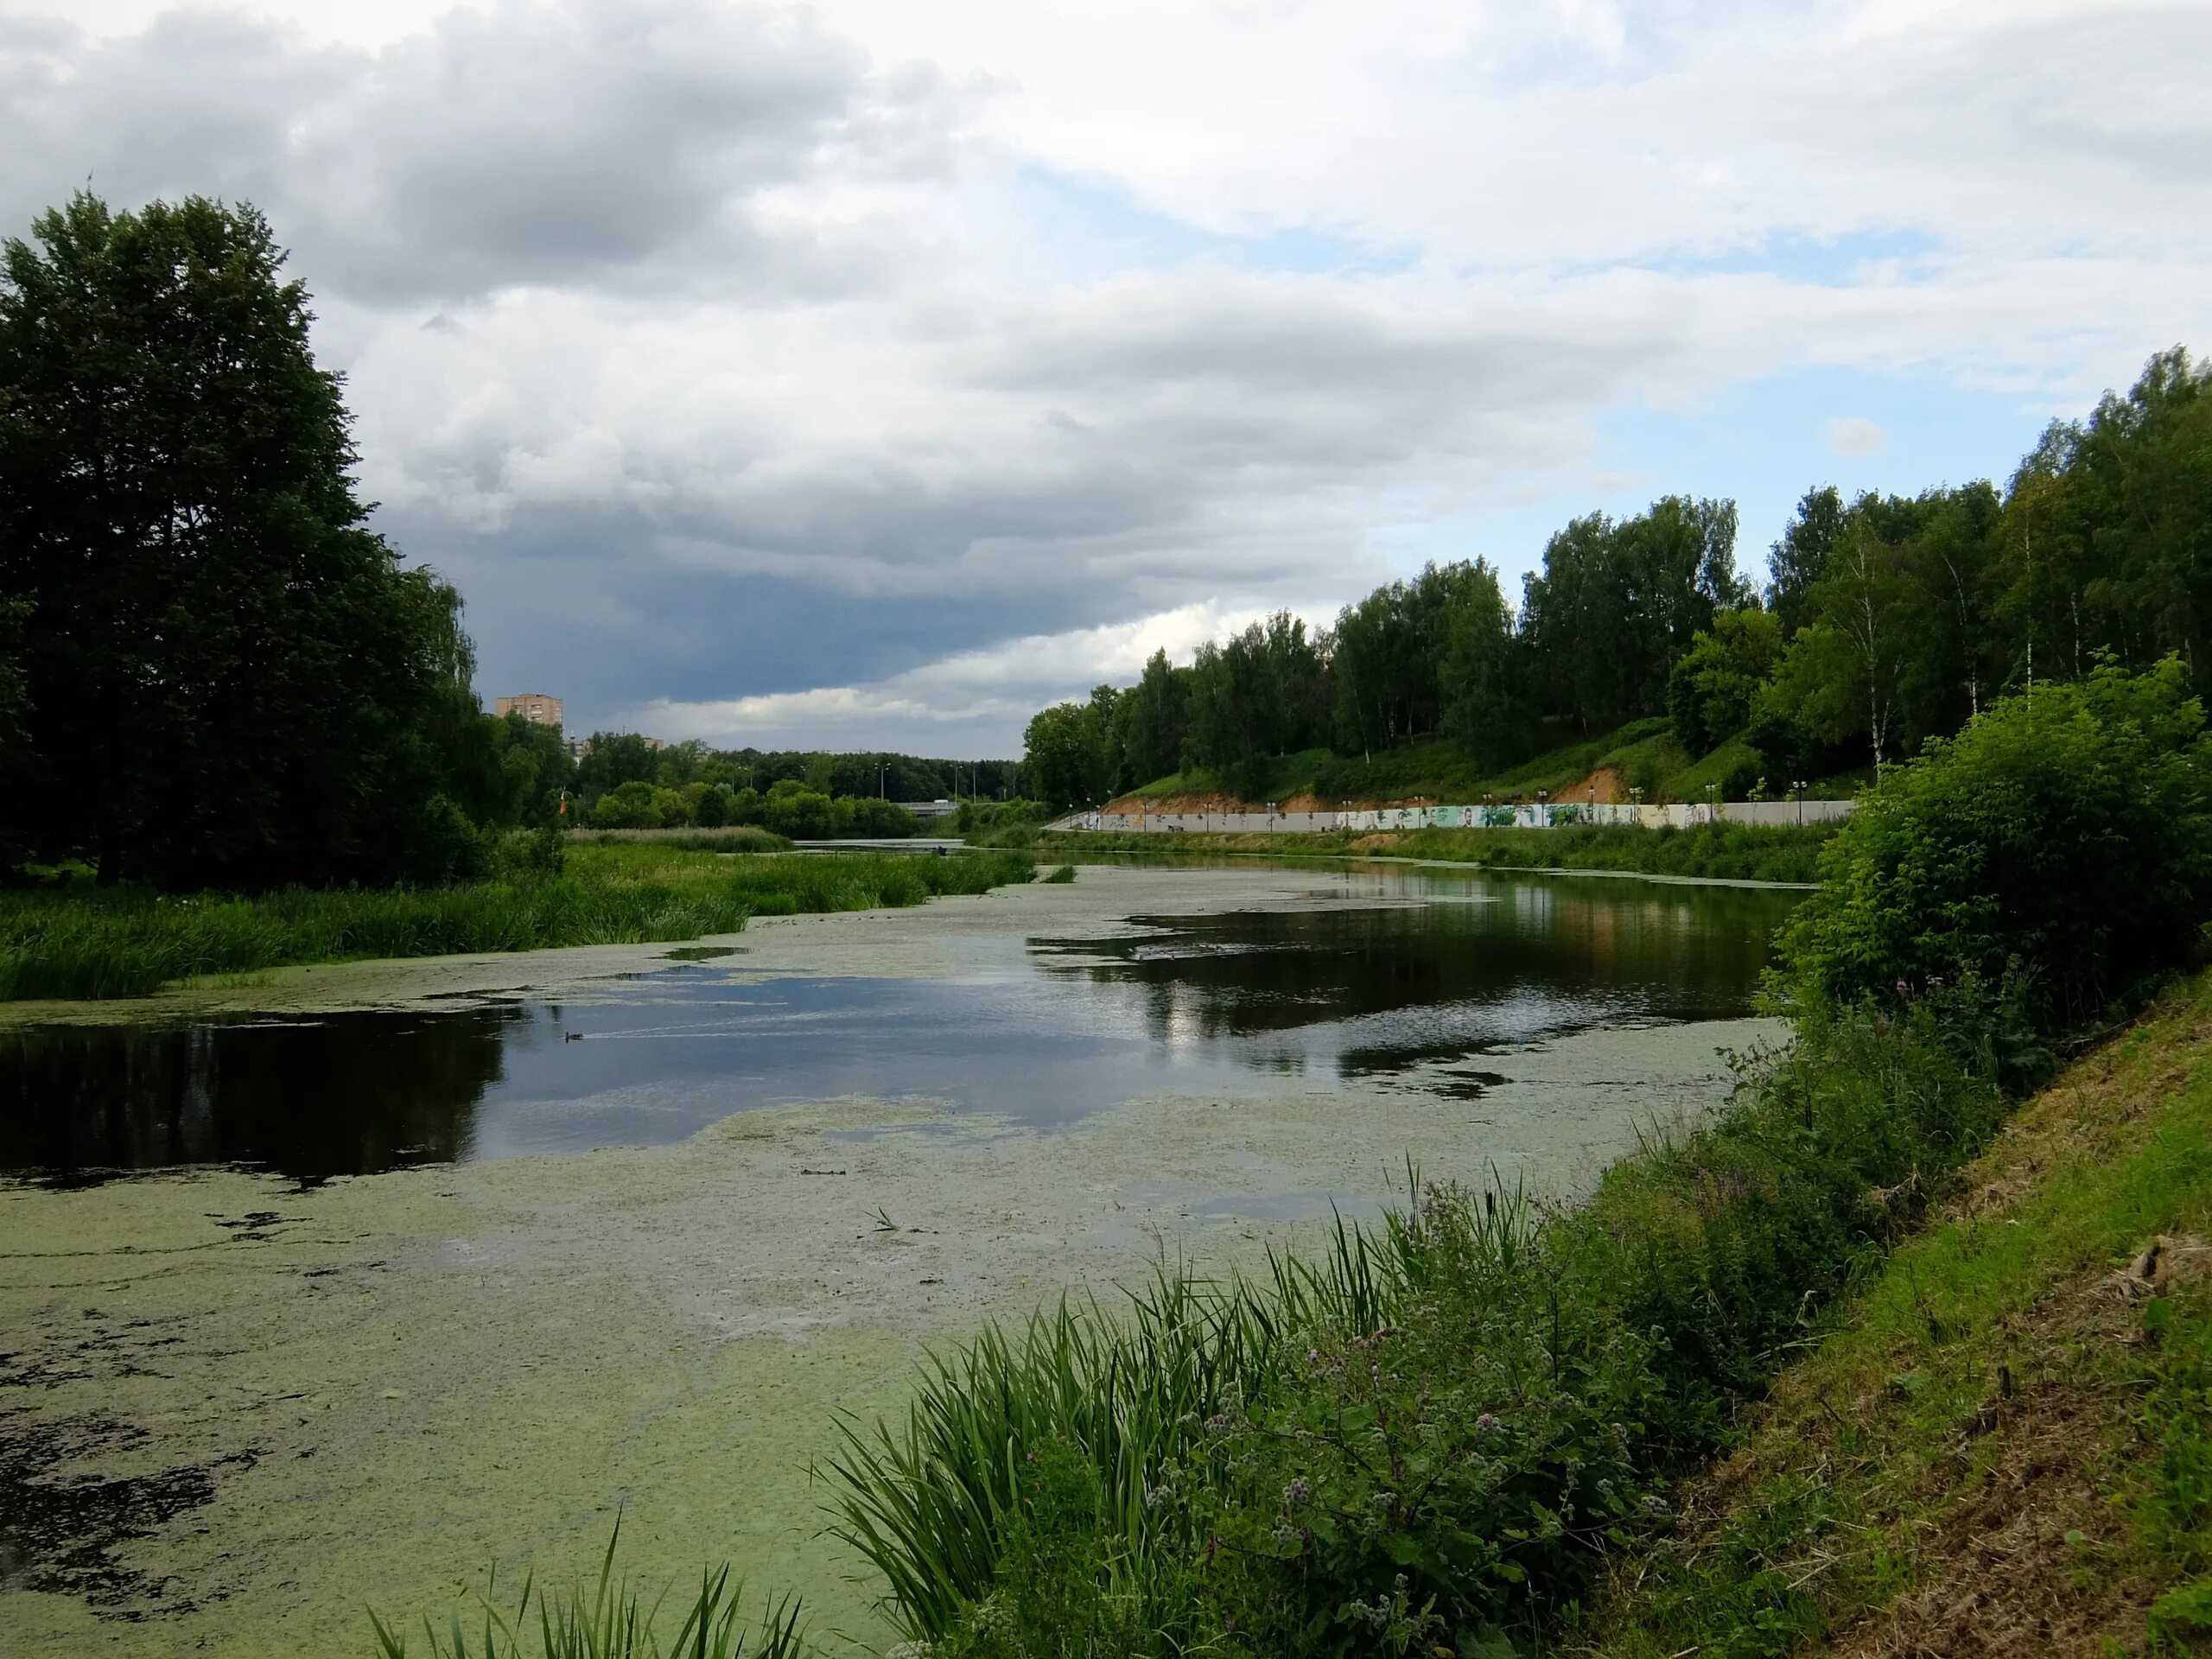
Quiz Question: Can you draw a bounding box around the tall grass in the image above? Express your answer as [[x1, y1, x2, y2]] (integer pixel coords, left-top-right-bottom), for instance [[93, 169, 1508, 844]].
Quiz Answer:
[[369, 1524, 809, 1659], [822, 1181, 1522, 1646], [569, 827, 792, 853], [0, 847, 1033, 1001]]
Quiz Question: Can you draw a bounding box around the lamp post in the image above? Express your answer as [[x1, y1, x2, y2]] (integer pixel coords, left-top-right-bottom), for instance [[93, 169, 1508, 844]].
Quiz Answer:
[[1793, 779, 1808, 827], [1537, 788, 1548, 828]]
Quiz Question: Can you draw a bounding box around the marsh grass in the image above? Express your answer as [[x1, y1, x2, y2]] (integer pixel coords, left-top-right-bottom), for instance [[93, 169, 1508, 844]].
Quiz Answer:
[[1041, 865, 1077, 884], [0, 846, 1033, 1001], [569, 827, 792, 853], [369, 1523, 810, 1659], [821, 1180, 1506, 1644]]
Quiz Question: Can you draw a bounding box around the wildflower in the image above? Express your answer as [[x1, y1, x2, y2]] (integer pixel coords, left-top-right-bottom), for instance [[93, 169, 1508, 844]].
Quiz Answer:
[[1475, 1413, 1498, 1433], [1282, 1478, 1312, 1508], [1205, 1412, 1234, 1433], [1642, 1493, 1671, 1516]]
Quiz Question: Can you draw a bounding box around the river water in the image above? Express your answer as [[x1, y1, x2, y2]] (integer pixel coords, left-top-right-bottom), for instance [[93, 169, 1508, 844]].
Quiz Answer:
[[0, 860, 1797, 1656]]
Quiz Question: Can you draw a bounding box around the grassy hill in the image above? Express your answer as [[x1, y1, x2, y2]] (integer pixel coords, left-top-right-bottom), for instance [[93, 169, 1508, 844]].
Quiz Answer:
[[1582, 971, 2212, 1656], [1111, 719, 1866, 810]]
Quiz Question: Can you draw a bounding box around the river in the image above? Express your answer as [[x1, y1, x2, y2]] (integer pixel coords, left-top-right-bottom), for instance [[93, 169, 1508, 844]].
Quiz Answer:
[[0, 860, 1798, 1656]]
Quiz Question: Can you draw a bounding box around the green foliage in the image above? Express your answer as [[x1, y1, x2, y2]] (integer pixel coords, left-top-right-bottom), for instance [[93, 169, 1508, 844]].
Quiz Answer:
[[1188, 613, 1332, 774], [0, 193, 490, 888], [1033, 349, 2212, 818], [1782, 660, 2212, 1024], [1765, 486, 1846, 638], [929, 1440, 1201, 1659], [1332, 566, 1506, 760], [0, 847, 1031, 1001], [1023, 698, 1117, 812], [1669, 607, 1782, 753], [571, 827, 788, 855], [1111, 650, 1192, 792], [1521, 497, 1749, 734]]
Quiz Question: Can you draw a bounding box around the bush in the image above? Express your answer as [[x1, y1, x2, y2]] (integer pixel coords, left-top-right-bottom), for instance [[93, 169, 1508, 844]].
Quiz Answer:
[[1781, 659, 2212, 1026]]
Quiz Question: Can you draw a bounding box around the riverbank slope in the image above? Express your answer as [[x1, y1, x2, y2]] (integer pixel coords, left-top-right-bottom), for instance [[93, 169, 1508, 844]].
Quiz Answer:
[[1580, 969, 2212, 1656]]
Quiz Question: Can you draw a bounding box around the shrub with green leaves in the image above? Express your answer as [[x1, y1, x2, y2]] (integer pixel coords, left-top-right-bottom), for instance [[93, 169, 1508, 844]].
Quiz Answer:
[[1782, 659, 2212, 1025]]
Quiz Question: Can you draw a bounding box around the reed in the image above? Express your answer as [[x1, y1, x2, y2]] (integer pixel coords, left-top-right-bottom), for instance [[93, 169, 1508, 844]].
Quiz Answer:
[[368, 1524, 810, 1659], [820, 1182, 1463, 1645], [0, 848, 1033, 1001]]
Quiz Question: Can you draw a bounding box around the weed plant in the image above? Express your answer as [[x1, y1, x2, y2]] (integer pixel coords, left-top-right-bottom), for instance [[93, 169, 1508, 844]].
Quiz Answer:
[[0, 846, 1033, 1001]]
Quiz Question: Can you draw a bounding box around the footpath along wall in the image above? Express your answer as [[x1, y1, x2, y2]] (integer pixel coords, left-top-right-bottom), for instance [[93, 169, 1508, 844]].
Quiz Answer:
[[1050, 799, 1856, 834]]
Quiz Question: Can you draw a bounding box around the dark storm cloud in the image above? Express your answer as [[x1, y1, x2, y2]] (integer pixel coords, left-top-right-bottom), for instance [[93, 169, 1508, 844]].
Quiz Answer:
[[0, 0, 951, 304], [396, 506, 1101, 733]]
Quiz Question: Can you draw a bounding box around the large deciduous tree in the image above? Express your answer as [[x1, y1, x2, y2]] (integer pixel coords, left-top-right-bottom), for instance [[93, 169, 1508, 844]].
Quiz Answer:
[[0, 194, 485, 887], [1520, 497, 1746, 731]]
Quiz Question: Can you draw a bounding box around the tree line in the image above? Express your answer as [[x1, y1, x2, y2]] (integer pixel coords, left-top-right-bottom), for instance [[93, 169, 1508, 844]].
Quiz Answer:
[[512, 734, 1020, 836], [1024, 349, 2212, 810]]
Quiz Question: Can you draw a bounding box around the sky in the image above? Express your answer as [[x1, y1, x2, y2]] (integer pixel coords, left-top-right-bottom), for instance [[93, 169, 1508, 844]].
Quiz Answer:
[[5, 0, 2208, 755]]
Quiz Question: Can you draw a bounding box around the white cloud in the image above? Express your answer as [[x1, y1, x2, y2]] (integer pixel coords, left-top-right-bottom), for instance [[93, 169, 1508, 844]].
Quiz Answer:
[[1826, 416, 1889, 457], [631, 601, 1303, 749]]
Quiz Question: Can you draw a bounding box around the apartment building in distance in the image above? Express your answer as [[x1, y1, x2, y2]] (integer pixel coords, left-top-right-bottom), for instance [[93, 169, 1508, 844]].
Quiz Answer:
[[494, 693, 563, 728]]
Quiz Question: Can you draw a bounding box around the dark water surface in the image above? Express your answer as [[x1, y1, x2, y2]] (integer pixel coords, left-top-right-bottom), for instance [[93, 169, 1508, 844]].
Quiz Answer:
[[0, 867, 1798, 1182]]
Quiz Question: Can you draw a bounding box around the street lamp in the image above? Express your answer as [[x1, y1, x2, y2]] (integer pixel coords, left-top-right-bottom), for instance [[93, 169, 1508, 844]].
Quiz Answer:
[[1793, 779, 1808, 827]]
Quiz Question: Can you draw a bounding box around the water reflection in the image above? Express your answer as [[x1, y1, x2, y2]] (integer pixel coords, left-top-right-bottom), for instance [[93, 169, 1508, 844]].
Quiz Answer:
[[0, 1010, 529, 1182], [0, 870, 1797, 1184], [1033, 870, 1783, 1084]]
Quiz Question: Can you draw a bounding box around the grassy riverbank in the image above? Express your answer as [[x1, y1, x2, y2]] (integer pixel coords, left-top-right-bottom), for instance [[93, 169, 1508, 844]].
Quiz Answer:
[[0, 842, 1033, 1001], [1578, 971, 2212, 1656], [1027, 818, 1838, 883]]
